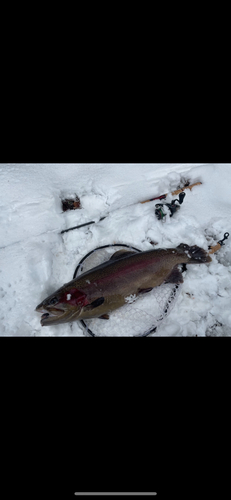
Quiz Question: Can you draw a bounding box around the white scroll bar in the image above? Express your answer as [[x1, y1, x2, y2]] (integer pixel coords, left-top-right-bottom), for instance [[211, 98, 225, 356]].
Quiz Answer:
[[74, 494, 157, 496]]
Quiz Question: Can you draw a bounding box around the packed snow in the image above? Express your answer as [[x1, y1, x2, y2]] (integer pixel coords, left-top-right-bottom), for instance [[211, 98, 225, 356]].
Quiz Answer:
[[0, 163, 231, 336]]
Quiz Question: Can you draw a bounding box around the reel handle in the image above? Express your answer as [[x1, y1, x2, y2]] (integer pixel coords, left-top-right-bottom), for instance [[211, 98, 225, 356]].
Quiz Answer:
[[178, 191, 186, 204]]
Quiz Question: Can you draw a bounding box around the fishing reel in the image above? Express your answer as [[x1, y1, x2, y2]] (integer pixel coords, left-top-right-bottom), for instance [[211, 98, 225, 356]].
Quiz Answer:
[[155, 192, 186, 220]]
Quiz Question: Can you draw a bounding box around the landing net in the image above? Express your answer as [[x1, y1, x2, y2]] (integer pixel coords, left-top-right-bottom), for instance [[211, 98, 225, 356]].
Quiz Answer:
[[73, 244, 181, 337]]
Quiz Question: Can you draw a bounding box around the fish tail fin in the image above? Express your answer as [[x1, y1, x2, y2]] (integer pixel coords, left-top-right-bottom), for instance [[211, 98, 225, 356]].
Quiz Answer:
[[177, 243, 212, 263]]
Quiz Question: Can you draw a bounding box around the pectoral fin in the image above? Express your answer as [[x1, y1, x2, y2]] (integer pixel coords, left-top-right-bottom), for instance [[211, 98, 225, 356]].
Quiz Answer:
[[164, 266, 183, 284], [84, 297, 105, 310]]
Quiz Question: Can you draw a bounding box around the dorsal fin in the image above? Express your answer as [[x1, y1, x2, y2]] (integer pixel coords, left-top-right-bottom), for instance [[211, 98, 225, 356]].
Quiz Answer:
[[110, 250, 137, 261]]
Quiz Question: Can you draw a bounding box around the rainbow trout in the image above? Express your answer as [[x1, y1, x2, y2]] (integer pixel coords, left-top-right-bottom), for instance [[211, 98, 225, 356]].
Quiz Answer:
[[36, 244, 212, 326]]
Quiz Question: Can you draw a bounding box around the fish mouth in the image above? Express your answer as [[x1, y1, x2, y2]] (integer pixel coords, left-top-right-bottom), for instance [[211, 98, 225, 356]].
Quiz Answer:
[[36, 305, 68, 326], [40, 310, 71, 326], [36, 305, 81, 326], [40, 309, 70, 326], [41, 312, 65, 326]]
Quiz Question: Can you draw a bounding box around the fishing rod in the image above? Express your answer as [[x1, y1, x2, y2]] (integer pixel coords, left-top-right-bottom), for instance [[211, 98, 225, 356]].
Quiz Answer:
[[61, 182, 202, 234], [140, 182, 202, 203]]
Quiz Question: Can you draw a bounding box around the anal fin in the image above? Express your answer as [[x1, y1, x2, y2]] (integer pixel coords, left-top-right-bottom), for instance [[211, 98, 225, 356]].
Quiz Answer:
[[164, 266, 183, 284]]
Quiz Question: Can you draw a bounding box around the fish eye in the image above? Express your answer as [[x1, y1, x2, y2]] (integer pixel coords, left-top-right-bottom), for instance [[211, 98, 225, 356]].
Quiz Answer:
[[49, 297, 58, 305]]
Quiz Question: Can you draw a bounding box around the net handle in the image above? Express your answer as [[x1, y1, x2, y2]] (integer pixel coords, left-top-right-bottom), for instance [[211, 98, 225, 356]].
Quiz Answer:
[[209, 243, 221, 255], [209, 233, 229, 254]]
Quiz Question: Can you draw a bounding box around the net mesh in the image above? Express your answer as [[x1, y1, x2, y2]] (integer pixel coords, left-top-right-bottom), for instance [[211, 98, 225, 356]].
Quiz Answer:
[[75, 245, 181, 337]]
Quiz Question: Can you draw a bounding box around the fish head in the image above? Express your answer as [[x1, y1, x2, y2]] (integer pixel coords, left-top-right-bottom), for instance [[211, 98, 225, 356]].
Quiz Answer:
[[35, 286, 89, 326]]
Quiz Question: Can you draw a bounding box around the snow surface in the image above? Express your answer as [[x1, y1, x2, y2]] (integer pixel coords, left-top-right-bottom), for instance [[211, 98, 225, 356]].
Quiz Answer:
[[0, 163, 231, 336]]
